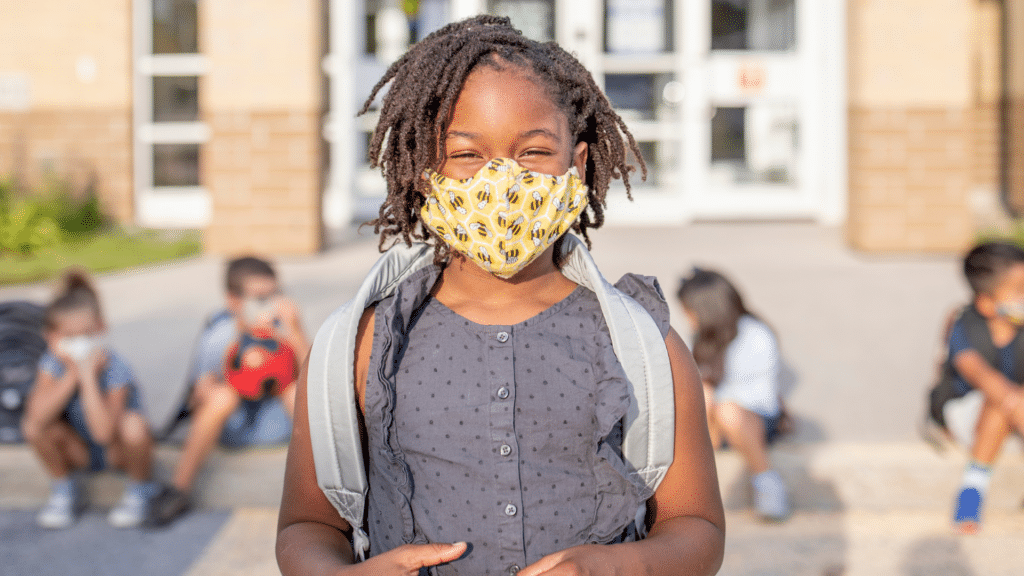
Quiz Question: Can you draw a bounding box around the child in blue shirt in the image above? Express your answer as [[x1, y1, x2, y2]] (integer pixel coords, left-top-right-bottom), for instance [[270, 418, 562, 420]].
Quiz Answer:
[[937, 241, 1024, 533], [21, 270, 159, 528]]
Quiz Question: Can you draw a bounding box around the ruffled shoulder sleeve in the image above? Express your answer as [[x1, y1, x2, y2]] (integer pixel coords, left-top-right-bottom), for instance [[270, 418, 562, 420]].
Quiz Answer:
[[613, 274, 671, 339]]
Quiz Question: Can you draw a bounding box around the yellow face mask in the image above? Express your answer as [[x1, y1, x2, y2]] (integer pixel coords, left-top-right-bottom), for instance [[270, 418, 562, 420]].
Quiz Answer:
[[421, 158, 589, 278]]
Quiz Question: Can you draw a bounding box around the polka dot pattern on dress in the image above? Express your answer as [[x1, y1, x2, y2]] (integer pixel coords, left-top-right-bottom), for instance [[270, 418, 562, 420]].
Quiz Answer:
[[361, 266, 669, 575]]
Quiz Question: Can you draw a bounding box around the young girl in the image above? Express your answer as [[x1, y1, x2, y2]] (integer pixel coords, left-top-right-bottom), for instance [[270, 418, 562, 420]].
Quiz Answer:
[[677, 268, 790, 522], [277, 15, 724, 576], [21, 270, 159, 528]]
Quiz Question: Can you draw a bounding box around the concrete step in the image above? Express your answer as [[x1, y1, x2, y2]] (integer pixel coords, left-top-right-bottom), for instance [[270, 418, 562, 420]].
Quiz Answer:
[[715, 439, 1024, 514], [720, 509, 1024, 576], [0, 443, 286, 509], [3, 439, 1022, 516]]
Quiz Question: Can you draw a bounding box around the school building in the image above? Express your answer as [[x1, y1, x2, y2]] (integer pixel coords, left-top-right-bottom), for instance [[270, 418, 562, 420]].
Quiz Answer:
[[1, 1, 1022, 255]]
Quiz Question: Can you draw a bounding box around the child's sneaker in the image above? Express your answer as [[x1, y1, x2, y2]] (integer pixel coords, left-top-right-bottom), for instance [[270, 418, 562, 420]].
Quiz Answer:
[[107, 489, 149, 528], [953, 486, 982, 534], [36, 479, 82, 529], [752, 469, 790, 522], [146, 483, 192, 527]]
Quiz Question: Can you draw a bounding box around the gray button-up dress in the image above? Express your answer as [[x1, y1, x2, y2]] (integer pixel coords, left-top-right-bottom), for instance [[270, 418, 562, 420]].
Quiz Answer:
[[363, 265, 670, 575]]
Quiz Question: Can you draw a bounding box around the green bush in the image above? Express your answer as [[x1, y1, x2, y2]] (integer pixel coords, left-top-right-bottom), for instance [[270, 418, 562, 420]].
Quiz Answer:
[[0, 176, 111, 255]]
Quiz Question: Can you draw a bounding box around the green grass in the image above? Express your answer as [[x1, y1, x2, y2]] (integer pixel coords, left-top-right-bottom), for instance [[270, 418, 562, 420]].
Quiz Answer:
[[0, 230, 202, 285]]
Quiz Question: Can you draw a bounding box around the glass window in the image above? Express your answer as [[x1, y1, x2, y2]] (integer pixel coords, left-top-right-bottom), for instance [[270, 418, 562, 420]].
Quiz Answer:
[[604, 0, 673, 54], [623, 140, 680, 189], [366, 0, 444, 56], [488, 0, 555, 42], [711, 0, 795, 51], [604, 73, 680, 122], [153, 144, 200, 187], [710, 104, 798, 186], [152, 76, 199, 122], [153, 0, 199, 54]]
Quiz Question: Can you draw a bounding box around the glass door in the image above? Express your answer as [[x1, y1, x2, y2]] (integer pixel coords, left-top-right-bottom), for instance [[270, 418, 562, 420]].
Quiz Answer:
[[694, 0, 812, 218], [590, 0, 841, 223], [326, 0, 843, 229]]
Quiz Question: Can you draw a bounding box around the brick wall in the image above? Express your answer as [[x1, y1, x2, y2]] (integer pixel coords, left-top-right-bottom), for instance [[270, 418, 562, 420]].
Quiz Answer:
[[199, 0, 325, 256], [846, 0, 1002, 252], [1006, 1, 1024, 212], [1009, 98, 1024, 213], [0, 109, 133, 223], [847, 107, 974, 251], [0, 0, 133, 224], [202, 111, 322, 255]]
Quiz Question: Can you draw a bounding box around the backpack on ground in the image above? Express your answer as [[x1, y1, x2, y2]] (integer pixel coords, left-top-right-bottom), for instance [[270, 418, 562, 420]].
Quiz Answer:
[[0, 301, 46, 443]]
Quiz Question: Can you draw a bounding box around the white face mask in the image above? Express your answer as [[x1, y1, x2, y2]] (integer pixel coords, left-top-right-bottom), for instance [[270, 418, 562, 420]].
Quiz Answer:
[[58, 335, 105, 362], [242, 297, 277, 326]]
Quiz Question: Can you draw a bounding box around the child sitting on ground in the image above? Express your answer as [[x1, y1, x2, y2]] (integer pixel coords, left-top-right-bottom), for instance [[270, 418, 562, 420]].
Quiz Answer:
[[276, 15, 725, 576], [677, 268, 791, 522], [21, 270, 159, 528], [929, 241, 1024, 534], [149, 256, 308, 526]]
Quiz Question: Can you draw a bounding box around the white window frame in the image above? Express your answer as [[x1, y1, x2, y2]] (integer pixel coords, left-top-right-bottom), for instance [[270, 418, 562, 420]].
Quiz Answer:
[[132, 0, 212, 229], [326, 0, 846, 228]]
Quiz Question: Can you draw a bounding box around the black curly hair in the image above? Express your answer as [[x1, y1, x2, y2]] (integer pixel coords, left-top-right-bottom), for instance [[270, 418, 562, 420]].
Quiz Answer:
[[360, 14, 646, 262]]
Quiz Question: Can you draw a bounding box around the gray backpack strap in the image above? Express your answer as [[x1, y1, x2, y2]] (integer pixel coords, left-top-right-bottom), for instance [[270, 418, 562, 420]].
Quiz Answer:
[[306, 242, 435, 560], [558, 235, 675, 497]]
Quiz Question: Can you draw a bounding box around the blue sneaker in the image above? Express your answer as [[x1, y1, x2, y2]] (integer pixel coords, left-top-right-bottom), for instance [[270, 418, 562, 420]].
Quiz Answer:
[[953, 486, 982, 534]]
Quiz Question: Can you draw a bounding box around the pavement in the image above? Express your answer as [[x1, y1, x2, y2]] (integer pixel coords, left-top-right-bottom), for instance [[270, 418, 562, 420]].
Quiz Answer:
[[2, 222, 1023, 575]]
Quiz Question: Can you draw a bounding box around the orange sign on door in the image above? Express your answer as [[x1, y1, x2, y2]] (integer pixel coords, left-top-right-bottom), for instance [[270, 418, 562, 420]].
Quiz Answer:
[[738, 63, 767, 94]]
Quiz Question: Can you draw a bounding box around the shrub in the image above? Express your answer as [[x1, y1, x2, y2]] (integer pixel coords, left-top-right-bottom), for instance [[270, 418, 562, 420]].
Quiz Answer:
[[0, 176, 110, 256]]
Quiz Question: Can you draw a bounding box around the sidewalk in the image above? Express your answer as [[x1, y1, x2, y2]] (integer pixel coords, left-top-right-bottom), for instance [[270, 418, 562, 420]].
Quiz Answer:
[[3, 222, 1023, 575]]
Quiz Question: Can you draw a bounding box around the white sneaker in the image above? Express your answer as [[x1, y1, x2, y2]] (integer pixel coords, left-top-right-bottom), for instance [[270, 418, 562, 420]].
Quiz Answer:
[[36, 488, 80, 529], [107, 490, 149, 528], [753, 470, 790, 522]]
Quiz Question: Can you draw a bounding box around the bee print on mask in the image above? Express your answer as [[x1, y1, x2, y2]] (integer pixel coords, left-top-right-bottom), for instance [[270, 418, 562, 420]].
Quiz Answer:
[[421, 158, 589, 278]]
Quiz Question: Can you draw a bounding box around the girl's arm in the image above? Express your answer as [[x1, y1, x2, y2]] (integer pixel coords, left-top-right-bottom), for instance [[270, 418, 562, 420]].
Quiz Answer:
[[519, 327, 726, 576], [75, 350, 127, 446], [277, 307, 467, 576], [23, 365, 80, 429]]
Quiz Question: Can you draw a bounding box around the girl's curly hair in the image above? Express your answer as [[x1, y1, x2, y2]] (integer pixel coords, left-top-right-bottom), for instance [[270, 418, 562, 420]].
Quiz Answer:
[[361, 14, 646, 262]]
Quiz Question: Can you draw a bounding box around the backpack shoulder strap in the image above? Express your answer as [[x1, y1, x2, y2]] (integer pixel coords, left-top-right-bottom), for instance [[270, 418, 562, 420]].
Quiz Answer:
[[558, 235, 675, 497], [306, 242, 435, 560]]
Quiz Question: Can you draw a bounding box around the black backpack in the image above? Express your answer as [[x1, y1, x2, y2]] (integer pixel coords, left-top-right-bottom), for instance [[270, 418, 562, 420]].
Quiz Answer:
[[928, 305, 1024, 427], [0, 301, 46, 443]]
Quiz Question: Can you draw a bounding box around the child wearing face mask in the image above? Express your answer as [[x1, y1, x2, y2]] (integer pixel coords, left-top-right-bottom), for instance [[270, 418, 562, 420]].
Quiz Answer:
[[677, 268, 791, 522], [21, 270, 158, 529], [926, 241, 1024, 534], [277, 15, 724, 576], [148, 256, 308, 526]]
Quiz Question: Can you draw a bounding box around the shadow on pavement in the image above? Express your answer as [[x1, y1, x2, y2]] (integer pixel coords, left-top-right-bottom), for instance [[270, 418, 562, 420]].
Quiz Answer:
[[0, 509, 231, 576], [900, 536, 976, 576]]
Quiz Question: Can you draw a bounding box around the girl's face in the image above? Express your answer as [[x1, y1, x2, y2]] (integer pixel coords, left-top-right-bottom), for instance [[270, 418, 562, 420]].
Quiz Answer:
[[47, 308, 103, 341], [46, 308, 105, 358], [440, 62, 588, 180]]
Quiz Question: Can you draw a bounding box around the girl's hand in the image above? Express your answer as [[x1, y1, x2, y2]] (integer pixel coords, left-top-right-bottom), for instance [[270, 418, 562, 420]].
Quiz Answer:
[[272, 297, 301, 334], [53, 348, 79, 375], [351, 542, 468, 575], [77, 348, 108, 381], [518, 544, 621, 576]]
